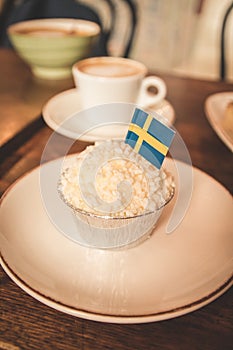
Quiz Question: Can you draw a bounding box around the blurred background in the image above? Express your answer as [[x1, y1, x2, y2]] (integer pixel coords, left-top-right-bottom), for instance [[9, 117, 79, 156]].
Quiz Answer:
[[1, 0, 233, 81], [136, 0, 233, 82], [133, 0, 233, 82]]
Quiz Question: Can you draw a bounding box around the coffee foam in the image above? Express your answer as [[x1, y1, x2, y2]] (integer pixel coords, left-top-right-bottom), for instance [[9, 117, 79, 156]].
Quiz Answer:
[[16, 27, 90, 37], [79, 61, 144, 78]]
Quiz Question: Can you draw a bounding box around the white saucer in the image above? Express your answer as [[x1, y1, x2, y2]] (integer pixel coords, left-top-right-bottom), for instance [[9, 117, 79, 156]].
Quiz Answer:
[[205, 92, 233, 152], [42, 88, 176, 141], [0, 158, 232, 323]]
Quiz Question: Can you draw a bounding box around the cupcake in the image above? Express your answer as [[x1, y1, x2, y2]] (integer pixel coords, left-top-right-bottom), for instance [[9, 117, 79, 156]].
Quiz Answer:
[[58, 140, 175, 249]]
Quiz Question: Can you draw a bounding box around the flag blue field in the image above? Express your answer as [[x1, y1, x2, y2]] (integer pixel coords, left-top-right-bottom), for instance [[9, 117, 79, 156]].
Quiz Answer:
[[125, 108, 175, 169]]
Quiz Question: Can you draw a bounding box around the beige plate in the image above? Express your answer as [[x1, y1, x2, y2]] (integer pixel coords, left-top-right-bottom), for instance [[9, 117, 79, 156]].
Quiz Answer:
[[0, 158, 232, 323], [205, 92, 233, 152], [42, 88, 175, 141]]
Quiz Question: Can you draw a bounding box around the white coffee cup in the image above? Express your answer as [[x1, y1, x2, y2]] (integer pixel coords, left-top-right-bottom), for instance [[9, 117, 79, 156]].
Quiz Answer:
[[72, 56, 167, 109]]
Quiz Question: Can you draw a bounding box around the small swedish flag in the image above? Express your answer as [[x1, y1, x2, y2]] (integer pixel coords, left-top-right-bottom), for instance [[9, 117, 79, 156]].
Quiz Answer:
[[125, 108, 175, 169]]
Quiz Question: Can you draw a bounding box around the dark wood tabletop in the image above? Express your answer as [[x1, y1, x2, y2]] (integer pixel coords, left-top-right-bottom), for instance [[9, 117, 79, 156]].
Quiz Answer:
[[0, 49, 232, 350]]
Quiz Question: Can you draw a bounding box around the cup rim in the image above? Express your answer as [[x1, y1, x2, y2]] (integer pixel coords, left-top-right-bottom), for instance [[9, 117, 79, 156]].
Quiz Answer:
[[72, 56, 148, 80], [7, 18, 100, 37]]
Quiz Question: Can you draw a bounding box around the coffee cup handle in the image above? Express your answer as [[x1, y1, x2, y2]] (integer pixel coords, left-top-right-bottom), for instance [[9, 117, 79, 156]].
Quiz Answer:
[[137, 76, 167, 108]]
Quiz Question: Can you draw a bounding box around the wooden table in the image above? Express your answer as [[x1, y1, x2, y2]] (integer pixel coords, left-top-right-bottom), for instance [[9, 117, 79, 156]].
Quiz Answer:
[[0, 49, 232, 350]]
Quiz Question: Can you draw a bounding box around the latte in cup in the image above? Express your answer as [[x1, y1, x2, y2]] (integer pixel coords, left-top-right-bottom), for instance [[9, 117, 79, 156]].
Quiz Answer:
[[78, 58, 146, 78], [72, 57, 167, 109], [15, 27, 92, 37], [7, 18, 100, 79]]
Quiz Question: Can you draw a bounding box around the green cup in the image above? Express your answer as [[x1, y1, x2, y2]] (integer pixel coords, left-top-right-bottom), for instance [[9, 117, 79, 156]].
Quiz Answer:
[[7, 18, 100, 79]]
